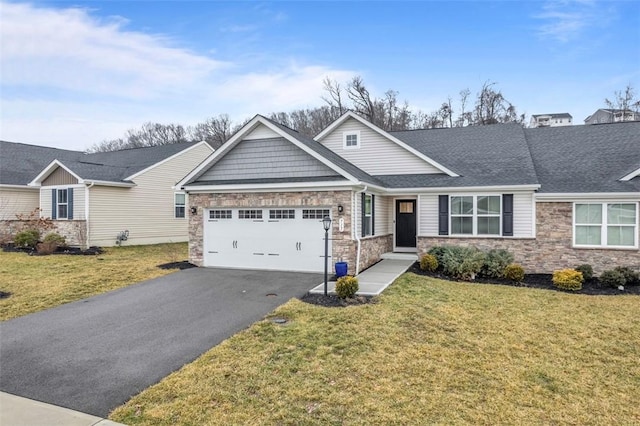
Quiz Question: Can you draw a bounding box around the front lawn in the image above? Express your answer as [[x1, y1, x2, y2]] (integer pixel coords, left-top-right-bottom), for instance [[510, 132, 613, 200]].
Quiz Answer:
[[0, 243, 187, 321], [110, 273, 640, 425]]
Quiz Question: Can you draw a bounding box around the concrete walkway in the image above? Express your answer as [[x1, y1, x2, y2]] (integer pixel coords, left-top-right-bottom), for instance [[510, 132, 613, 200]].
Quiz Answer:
[[0, 392, 125, 426], [310, 253, 417, 295]]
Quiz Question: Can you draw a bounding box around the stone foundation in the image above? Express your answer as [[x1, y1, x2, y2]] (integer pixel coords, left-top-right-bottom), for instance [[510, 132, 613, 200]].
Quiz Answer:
[[358, 234, 393, 272], [417, 202, 640, 274], [0, 220, 87, 248]]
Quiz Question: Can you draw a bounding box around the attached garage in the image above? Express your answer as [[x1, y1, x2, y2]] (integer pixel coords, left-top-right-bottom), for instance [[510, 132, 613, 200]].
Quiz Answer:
[[204, 207, 332, 272]]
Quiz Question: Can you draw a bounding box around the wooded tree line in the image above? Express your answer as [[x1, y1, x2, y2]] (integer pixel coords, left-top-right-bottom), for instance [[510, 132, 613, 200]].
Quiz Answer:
[[89, 79, 639, 152]]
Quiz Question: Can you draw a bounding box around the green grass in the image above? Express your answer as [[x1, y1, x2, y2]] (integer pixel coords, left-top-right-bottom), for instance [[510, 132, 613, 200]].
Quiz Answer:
[[110, 273, 640, 425], [0, 243, 187, 321]]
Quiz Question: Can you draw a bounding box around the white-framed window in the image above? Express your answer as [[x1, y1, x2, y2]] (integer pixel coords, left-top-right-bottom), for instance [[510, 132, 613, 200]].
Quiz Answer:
[[209, 210, 232, 219], [174, 193, 186, 218], [574, 202, 638, 248], [303, 209, 330, 219], [343, 131, 360, 149], [363, 193, 373, 236], [57, 189, 68, 219], [450, 195, 501, 236], [239, 209, 262, 219]]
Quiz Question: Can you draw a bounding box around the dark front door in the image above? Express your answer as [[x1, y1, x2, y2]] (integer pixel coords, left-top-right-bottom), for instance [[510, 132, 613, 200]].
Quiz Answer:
[[395, 199, 417, 248]]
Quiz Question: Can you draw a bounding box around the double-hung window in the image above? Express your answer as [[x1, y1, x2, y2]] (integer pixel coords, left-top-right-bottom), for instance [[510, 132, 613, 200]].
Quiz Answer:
[[57, 189, 68, 219], [574, 203, 638, 248], [174, 193, 186, 218], [450, 195, 501, 236]]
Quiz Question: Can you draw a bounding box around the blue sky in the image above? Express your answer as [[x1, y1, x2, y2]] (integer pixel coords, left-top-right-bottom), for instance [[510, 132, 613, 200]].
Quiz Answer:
[[1, 0, 639, 150]]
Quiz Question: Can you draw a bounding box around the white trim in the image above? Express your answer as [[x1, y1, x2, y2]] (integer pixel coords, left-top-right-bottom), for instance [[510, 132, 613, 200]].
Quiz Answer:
[[315, 111, 459, 177], [84, 180, 136, 188], [572, 201, 639, 249], [449, 194, 502, 237], [536, 192, 640, 201], [29, 160, 83, 186], [393, 184, 541, 194], [531, 192, 537, 238], [174, 191, 187, 219], [343, 130, 360, 149], [184, 181, 358, 193], [393, 196, 418, 252], [176, 115, 361, 188], [0, 184, 37, 190], [620, 167, 640, 182], [124, 141, 213, 181]]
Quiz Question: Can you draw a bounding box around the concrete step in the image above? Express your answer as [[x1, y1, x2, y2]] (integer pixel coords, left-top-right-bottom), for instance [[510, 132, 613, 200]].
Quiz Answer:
[[380, 252, 418, 261]]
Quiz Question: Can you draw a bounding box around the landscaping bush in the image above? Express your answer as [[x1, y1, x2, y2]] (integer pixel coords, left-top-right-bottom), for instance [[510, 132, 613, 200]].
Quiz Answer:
[[481, 249, 515, 278], [503, 263, 525, 282], [14, 229, 40, 248], [427, 246, 447, 269], [335, 276, 359, 299], [439, 246, 486, 281], [43, 232, 66, 247], [419, 253, 438, 272], [613, 266, 639, 286], [599, 269, 626, 289], [574, 264, 593, 281], [552, 269, 583, 291]]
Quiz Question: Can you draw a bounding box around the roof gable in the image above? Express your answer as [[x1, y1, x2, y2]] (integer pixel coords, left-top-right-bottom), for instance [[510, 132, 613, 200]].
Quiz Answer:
[[315, 111, 458, 177]]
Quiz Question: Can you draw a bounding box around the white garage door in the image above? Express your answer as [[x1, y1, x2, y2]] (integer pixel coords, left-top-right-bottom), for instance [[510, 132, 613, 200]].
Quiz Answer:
[[204, 207, 332, 272]]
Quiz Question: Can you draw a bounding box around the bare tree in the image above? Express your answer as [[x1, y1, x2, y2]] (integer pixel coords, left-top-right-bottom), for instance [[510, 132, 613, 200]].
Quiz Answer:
[[605, 84, 640, 121], [189, 114, 233, 149], [322, 77, 346, 118], [347, 76, 377, 124]]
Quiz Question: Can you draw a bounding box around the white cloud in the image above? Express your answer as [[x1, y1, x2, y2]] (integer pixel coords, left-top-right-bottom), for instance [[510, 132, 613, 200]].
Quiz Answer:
[[0, 2, 355, 150], [534, 0, 609, 42]]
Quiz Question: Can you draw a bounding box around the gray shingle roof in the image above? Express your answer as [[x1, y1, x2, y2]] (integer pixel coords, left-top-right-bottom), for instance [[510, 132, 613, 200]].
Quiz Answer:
[[0, 141, 203, 185], [524, 122, 640, 193], [390, 124, 540, 188], [532, 113, 572, 119]]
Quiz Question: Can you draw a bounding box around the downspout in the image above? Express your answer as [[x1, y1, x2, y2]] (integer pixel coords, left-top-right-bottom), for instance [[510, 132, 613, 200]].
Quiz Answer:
[[354, 185, 367, 276], [85, 182, 95, 249]]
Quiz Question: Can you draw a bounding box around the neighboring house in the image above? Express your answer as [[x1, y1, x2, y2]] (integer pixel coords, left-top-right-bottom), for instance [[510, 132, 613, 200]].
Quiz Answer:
[[585, 109, 640, 124], [0, 141, 214, 247], [529, 113, 572, 128], [178, 112, 639, 275]]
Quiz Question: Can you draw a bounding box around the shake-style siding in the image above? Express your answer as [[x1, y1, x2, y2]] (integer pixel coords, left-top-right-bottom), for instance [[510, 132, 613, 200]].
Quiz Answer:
[[88, 143, 213, 246], [318, 118, 442, 175]]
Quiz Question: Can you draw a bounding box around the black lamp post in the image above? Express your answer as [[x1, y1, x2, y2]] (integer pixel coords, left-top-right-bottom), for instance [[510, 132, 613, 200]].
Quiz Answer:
[[322, 215, 332, 296]]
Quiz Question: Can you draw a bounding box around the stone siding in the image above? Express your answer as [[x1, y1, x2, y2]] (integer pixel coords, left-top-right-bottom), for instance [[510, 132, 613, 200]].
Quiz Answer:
[[189, 191, 356, 269], [0, 220, 88, 248], [417, 202, 640, 274], [358, 234, 393, 272]]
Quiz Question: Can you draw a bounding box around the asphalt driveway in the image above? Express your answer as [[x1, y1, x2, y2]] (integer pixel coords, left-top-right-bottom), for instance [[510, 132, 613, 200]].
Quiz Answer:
[[0, 268, 321, 417]]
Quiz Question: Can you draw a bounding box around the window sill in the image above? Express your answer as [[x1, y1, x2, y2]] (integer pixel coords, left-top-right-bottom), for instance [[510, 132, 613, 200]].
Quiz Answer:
[[573, 245, 639, 251]]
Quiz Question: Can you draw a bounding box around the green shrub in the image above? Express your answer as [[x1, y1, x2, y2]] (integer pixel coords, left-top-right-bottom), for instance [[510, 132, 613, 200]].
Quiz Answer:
[[427, 246, 447, 268], [613, 266, 639, 286], [43, 232, 66, 247], [14, 229, 40, 248], [481, 249, 515, 278], [419, 253, 438, 272], [599, 269, 626, 288], [552, 269, 583, 291], [574, 264, 593, 281], [503, 264, 525, 282], [439, 246, 486, 281], [335, 276, 359, 299]]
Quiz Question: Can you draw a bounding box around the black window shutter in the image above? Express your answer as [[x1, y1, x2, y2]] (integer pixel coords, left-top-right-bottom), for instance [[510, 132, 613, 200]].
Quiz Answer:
[[438, 195, 448, 235], [371, 194, 375, 236], [361, 192, 365, 237], [502, 194, 513, 236], [52, 189, 57, 219], [68, 188, 74, 220]]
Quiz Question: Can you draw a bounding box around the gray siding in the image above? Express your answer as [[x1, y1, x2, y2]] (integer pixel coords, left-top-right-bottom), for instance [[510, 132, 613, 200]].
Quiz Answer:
[[199, 137, 340, 181], [42, 167, 78, 186]]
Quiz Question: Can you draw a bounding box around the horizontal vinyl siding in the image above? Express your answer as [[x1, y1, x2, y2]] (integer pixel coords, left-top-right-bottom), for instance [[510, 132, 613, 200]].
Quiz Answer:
[[89, 143, 211, 246], [319, 118, 441, 175], [375, 195, 391, 235], [41, 185, 86, 220], [0, 187, 39, 220], [199, 138, 339, 181], [419, 194, 439, 236], [243, 124, 280, 140], [513, 193, 535, 237]]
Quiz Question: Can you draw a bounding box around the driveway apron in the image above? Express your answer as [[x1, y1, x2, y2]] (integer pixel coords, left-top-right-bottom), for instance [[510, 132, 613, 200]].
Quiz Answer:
[[0, 268, 320, 417]]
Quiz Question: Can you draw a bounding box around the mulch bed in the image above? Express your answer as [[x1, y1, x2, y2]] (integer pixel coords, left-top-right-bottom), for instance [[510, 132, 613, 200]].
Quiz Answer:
[[157, 261, 198, 270], [2, 244, 103, 256], [300, 293, 377, 307], [407, 262, 640, 296]]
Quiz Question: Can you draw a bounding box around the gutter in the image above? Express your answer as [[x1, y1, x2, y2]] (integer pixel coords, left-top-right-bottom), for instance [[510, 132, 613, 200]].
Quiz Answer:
[[85, 182, 95, 249]]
